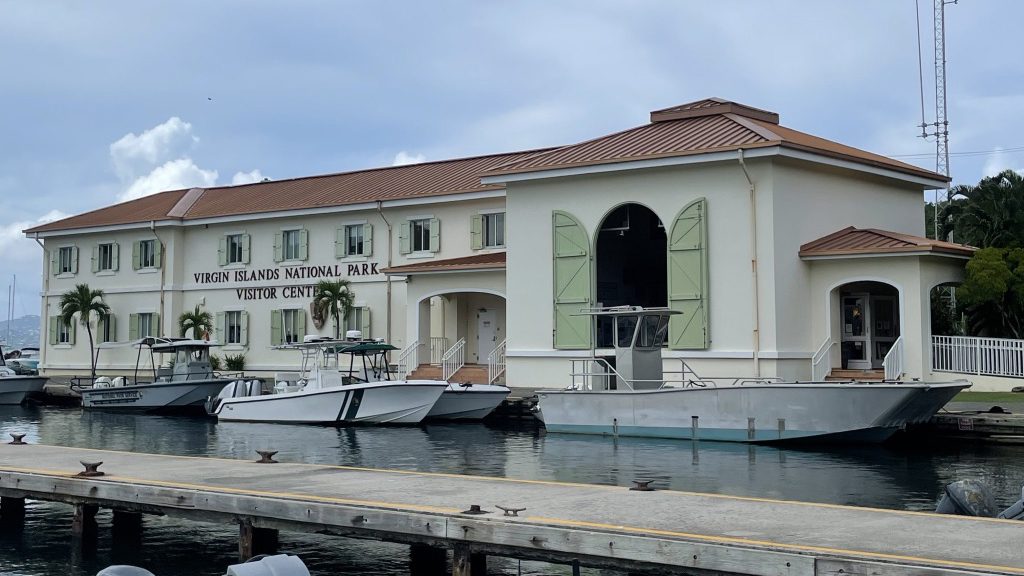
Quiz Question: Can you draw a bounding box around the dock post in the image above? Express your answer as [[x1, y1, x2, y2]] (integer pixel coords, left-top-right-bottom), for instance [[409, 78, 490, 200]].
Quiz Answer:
[[0, 496, 25, 525], [452, 543, 485, 576], [70, 503, 99, 560], [111, 510, 143, 551], [409, 543, 447, 576], [238, 520, 278, 561]]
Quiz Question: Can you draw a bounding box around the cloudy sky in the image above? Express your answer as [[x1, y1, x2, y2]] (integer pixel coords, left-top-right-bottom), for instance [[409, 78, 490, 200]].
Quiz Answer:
[[2, 1, 1023, 317]]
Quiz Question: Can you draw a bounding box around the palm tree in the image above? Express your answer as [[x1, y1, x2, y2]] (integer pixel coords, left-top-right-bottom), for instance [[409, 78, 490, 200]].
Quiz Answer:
[[59, 283, 110, 382], [178, 305, 214, 339], [312, 279, 355, 339], [940, 170, 1024, 248]]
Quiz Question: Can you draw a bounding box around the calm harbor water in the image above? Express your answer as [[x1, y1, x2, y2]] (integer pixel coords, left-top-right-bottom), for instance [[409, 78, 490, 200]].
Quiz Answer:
[[2, 405, 1023, 576]]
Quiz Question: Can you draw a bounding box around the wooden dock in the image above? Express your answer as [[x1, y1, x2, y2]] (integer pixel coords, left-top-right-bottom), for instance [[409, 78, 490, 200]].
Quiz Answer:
[[1, 442, 1023, 575]]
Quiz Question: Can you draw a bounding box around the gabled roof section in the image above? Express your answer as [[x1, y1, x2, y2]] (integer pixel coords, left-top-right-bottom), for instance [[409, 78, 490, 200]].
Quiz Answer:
[[25, 189, 189, 234], [25, 149, 551, 234], [382, 252, 506, 275], [799, 227, 975, 259], [483, 98, 946, 182]]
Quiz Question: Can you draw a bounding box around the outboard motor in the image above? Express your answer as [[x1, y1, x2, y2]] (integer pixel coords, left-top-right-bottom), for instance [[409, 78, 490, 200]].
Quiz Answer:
[[226, 554, 310, 576], [998, 485, 1024, 520], [935, 479, 999, 517]]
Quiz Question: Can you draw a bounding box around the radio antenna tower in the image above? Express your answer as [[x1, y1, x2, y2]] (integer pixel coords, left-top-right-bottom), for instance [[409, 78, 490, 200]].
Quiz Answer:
[[917, 0, 956, 239]]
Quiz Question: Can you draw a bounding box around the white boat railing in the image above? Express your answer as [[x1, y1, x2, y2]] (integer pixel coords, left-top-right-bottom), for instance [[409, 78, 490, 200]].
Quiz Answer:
[[487, 338, 507, 384], [441, 338, 466, 381], [569, 357, 780, 391], [932, 335, 1024, 378], [429, 336, 449, 364], [811, 338, 837, 382], [883, 335, 905, 381], [396, 340, 421, 381]]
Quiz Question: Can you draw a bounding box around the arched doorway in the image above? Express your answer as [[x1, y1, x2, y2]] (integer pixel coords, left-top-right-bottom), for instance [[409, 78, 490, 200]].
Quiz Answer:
[[835, 281, 901, 370], [595, 203, 666, 346]]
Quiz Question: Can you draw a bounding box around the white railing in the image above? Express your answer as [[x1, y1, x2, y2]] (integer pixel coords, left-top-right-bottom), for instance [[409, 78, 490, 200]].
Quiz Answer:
[[441, 338, 466, 381], [487, 338, 507, 384], [396, 340, 421, 381], [811, 338, 837, 381], [429, 336, 449, 364], [932, 335, 1024, 378], [883, 335, 904, 381], [569, 357, 780, 391]]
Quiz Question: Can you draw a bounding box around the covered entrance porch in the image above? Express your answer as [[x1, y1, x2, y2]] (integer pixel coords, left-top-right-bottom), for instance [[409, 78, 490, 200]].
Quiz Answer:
[[384, 253, 507, 385]]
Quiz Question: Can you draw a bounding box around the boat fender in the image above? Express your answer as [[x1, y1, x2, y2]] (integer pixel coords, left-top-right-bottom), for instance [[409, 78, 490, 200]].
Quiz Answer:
[[96, 566, 156, 576], [998, 485, 1024, 520], [934, 479, 999, 517], [93, 377, 112, 389], [112, 376, 128, 387], [225, 554, 310, 576]]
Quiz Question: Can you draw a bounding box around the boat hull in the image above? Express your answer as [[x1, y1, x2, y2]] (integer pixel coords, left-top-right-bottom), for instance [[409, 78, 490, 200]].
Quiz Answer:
[[0, 376, 47, 405], [427, 384, 511, 420], [80, 379, 234, 413], [213, 380, 447, 425], [535, 380, 970, 443]]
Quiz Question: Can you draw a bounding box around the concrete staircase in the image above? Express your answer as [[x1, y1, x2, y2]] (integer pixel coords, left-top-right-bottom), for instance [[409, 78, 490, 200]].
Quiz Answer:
[[407, 363, 491, 384], [826, 369, 886, 381]]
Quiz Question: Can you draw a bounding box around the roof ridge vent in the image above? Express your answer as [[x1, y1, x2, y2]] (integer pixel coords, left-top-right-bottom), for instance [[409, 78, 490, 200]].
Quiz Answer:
[[650, 98, 779, 125], [167, 187, 206, 218]]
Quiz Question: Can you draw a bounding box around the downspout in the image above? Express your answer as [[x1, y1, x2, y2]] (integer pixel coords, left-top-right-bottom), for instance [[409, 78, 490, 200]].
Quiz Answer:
[[376, 201, 393, 344], [150, 221, 166, 337], [33, 236, 48, 370], [738, 149, 761, 377]]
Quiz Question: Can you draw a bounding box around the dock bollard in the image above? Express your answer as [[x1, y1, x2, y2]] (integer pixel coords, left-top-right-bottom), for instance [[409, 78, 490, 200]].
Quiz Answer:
[[460, 504, 488, 515], [8, 433, 27, 445], [630, 479, 655, 492], [494, 505, 526, 517], [77, 461, 105, 477], [255, 450, 279, 464]]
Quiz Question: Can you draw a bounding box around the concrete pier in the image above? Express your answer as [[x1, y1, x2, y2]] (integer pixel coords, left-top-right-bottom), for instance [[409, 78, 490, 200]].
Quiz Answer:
[[1, 442, 1023, 575]]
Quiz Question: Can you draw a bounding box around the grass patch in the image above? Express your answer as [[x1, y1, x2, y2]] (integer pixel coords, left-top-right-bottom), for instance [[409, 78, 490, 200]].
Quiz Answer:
[[953, 391, 1024, 403]]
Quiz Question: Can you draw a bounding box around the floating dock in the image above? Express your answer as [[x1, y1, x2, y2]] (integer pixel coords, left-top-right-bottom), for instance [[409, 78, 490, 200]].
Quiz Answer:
[[1, 442, 1023, 575]]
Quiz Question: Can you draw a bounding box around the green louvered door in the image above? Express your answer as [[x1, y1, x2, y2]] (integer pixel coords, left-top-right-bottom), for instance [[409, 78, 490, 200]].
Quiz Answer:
[[552, 211, 592, 349], [668, 198, 709, 349]]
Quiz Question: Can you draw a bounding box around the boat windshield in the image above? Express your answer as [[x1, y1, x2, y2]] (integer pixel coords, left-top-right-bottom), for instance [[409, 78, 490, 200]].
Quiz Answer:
[[616, 316, 638, 348], [175, 347, 209, 364], [637, 314, 671, 348]]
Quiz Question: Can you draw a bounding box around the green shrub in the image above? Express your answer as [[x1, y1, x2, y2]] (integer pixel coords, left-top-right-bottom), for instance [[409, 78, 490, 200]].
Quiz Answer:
[[209, 354, 223, 371], [224, 353, 246, 371]]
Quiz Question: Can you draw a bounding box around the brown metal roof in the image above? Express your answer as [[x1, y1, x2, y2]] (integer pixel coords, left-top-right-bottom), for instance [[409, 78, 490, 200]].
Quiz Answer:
[[799, 227, 975, 258], [25, 189, 189, 234], [26, 150, 551, 234], [484, 99, 946, 182], [382, 252, 506, 275]]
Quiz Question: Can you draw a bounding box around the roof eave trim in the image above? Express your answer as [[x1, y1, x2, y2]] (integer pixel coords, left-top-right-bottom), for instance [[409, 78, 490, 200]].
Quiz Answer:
[[800, 250, 973, 261], [26, 219, 181, 238], [777, 146, 949, 188]]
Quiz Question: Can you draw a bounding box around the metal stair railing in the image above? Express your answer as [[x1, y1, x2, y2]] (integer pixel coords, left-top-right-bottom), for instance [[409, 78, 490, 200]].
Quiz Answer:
[[811, 337, 838, 381], [487, 338, 507, 384], [441, 338, 466, 381], [883, 335, 905, 381], [396, 340, 421, 381]]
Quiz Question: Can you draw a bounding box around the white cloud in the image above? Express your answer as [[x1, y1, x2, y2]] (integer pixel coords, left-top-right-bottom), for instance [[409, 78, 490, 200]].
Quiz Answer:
[[0, 209, 68, 265], [392, 151, 425, 166], [982, 148, 1024, 179], [119, 159, 218, 202], [109, 117, 198, 181], [231, 169, 265, 185]]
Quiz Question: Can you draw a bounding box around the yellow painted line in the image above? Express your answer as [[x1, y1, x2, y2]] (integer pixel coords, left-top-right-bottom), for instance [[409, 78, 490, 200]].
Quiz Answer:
[[530, 516, 1024, 574], [6, 444, 1020, 525]]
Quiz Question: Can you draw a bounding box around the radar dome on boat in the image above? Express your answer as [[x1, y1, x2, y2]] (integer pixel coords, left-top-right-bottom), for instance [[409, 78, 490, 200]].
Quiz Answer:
[[345, 330, 362, 341], [96, 566, 156, 576], [226, 554, 310, 576]]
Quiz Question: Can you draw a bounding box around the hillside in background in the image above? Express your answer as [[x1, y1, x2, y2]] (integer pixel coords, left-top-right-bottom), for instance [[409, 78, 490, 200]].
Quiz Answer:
[[1, 315, 41, 351]]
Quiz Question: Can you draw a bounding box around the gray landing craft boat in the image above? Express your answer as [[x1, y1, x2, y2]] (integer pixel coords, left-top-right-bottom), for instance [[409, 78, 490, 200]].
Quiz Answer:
[[74, 338, 236, 414], [534, 307, 971, 443], [0, 344, 46, 405]]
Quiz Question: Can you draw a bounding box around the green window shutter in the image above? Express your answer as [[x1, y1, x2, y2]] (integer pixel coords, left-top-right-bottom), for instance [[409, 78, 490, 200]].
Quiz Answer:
[[668, 198, 709, 349], [241, 234, 251, 264], [112, 243, 120, 271], [216, 312, 226, 342], [153, 242, 163, 268], [552, 211, 592, 349], [470, 214, 483, 250], [68, 321, 76, 345], [360, 306, 371, 338], [48, 316, 58, 345], [428, 218, 440, 253], [399, 222, 411, 254], [97, 315, 106, 343], [296, 309, 307, 338], [49, 250, 58, 276], [132, 241, 141, 270], [218, 236, 228, 266], [104, 314, 116, 343], [240, 311, 249, 345], [71, 246, 79, 274], [270, 309, 283, 345], [298, 229, 309, 261], [152, 313, 161, 337], [128, 313, 139, 341], [273, 232, 284, 262], [91, 245, 99, 273], [362, 223, 373, 256], [335, 228, 345, 258]]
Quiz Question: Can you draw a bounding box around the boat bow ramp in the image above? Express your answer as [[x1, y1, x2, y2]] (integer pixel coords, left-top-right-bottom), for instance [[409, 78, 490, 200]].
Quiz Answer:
[[0, 442, 1021, 575]]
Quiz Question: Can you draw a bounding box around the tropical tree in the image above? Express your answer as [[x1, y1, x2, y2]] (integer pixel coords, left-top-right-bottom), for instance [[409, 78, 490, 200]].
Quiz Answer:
[[957, 247, 1024, 339], [312, 279, 355, 339], [939, 170, 1024, 248], [59, 283, 110, 382], [178, 305, 214, 339]]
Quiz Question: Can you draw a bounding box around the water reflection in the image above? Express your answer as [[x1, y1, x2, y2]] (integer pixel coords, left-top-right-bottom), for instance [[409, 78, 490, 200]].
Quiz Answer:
[[1, 406, 1023, 576]]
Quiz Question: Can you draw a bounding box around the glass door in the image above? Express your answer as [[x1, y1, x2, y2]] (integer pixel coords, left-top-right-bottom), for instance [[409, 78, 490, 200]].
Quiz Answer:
[[841, 293, 871, 369], [870, 296, 899, 369]]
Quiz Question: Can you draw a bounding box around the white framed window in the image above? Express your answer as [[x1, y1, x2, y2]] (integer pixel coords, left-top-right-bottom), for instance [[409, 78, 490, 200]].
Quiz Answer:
[[225, 310, 242, 345], [97, 243, 115, 271], [98, 314, 116, 343], [411, 219, 431, 252], [282, 309, 302, 344], [58, 320, 71, 344], [139, 240, 156, 268], [346, 225, 364, 256], [483, 212, 505, 248], [226, 234, 244, 264], [138, 312, 154, 338], [282, 230, 300, 261], [58, 246, 75, 274]]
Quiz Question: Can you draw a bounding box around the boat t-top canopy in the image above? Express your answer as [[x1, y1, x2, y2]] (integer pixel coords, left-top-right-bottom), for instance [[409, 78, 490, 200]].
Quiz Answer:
[[576, 306, 680, 317], [98, 337, 222, 352]]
